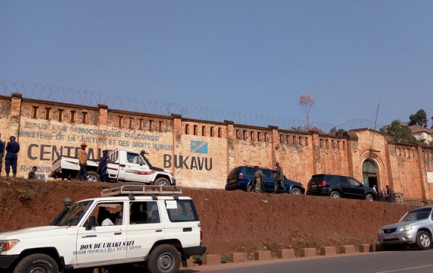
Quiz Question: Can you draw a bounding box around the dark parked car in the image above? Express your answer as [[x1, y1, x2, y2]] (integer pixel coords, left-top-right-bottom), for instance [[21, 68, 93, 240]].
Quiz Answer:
[[306, 174, 376, 201], [225, 166, 305, 194]]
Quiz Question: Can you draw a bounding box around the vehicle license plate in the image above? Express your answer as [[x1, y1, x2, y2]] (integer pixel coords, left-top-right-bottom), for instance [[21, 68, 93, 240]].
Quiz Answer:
[[311, 185, 317, 188]]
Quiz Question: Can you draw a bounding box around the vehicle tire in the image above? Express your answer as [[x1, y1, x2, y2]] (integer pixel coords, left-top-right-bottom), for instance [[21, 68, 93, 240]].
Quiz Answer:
[[291, 188, 302, 195], [87, 171, 100, 182], [416, 230, 431, 250], [154, 177, 170, 186], [147, 244, 180, 273], [365, 193, 374, 201], [247, 184, 254, 192], [330, 191, 341, 198], [14, 253, 59, 273]]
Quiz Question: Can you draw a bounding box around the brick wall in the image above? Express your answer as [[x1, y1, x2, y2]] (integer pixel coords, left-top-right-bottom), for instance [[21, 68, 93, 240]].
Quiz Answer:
[[1, 93, 433, 200]]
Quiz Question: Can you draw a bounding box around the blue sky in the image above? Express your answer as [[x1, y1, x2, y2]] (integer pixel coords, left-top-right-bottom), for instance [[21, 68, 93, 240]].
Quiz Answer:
[[1, 1, 432, 131]]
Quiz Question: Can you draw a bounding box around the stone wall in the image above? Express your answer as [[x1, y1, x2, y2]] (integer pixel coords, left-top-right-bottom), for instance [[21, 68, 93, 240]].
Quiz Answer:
[[1, 93, 433, 200]]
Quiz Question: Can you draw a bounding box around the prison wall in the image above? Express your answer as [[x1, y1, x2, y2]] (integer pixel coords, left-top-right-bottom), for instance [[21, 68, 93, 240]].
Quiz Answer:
[[1, 93, 433, 201]]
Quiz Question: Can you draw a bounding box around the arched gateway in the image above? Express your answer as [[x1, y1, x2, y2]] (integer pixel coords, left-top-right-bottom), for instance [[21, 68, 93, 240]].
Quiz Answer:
[[362, 159, 378, 188]]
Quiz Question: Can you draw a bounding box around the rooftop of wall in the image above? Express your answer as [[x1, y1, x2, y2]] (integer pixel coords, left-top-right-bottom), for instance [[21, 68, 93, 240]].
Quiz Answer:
[[0, 94, 11, 100], [22, 98, 100, 111], [107, 107, 171, 120], [350, 128, 385, 135], [181, 116, 227, 125], [349, 128, 399, 143], [233, 123, 273, 130]]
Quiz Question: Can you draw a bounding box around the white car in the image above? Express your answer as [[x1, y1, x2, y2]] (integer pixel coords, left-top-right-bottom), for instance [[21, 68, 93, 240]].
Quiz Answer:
[[0, 185, 206, 273], [51, 148, 176, 185]]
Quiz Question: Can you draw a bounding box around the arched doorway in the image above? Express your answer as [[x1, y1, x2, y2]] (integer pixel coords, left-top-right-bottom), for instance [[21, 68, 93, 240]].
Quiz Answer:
[[362, 159, 378, 188]]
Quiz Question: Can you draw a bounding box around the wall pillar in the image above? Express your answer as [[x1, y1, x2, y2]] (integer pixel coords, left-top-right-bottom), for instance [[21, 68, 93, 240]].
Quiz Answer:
[[97, 104, 108, 151], [9, 92, 23, 141], [383, 140, 395, 193], [225, 120, 235, 174], [269, 126, 279, 165], [344, 132, 359, 177], [98, 104, 108, 126], [171, 114, 183, 175], [311, 132, 321, 174], [417, 146, 427, 200]]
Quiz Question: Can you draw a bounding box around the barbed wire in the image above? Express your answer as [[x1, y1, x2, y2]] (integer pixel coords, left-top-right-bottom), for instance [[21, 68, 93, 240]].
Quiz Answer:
[[0, 80, 384, 132]]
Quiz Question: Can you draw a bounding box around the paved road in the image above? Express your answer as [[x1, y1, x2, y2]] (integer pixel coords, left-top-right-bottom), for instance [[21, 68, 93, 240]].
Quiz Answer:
[[180, 249, 433, 273]]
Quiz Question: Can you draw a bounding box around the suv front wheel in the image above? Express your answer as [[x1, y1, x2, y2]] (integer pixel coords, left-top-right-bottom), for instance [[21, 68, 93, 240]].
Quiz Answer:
[[148, 244, 180, 273], [14, 253, 59, 273], [416, 231, 432, 250]]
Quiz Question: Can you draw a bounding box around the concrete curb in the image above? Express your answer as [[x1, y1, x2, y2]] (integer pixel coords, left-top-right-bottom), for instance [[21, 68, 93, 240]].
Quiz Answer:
[[200, 244, 377, 266], [320, 246, 337, 256], [202, 254, 221, 265], [277, 248, 296, 259], [229, 252, 247, 263], [300, 248, 317, 257], [340, 245, 356, 254], [254, 250, 272, 261]]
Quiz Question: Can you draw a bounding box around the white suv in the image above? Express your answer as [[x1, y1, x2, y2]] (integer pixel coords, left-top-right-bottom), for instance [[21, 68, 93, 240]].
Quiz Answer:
[[0, 185, 206, 273]]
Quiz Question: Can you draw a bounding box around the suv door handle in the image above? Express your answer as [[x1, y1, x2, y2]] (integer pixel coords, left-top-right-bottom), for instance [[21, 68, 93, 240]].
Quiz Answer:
[[82, 235, 97, 238], [183, 227, 192, 232], [114, 232, 122, 235], [156, 229, 162, 232]]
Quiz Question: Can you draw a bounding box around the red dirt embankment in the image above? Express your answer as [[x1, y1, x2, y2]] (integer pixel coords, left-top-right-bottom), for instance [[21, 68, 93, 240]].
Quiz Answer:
[[0, 179, 415, 255]]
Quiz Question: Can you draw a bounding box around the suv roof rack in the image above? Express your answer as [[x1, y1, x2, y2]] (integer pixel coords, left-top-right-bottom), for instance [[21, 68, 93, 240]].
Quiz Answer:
[[101, 185, 182, 198]]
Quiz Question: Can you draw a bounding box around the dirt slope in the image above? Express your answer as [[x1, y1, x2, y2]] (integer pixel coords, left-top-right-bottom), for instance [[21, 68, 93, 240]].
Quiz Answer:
[[0, 178, 416, 255]]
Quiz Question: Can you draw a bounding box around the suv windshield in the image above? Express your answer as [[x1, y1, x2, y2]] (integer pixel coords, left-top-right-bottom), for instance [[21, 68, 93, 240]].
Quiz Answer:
[[400, 207, 432, 222], [52, 201, 93, 226]]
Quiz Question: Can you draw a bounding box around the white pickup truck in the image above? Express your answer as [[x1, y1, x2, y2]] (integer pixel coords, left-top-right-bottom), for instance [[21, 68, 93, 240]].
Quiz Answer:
[[50, 148, 176, 186], [0, 185, 206, 273]]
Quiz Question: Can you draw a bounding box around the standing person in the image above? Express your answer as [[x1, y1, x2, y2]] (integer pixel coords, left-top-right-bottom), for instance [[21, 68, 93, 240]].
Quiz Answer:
[[253, 166, 263, 193], [5, 136, 20, 179], [98, 150, 109, 182], [273, 162, 287, 193], [78, 142, 88, 181], [0, 133, 4, 176], [385, 185, 392, 203]]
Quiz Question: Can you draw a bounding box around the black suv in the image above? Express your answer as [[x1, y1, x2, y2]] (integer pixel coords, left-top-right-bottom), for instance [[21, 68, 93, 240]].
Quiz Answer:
[[306, 174, 376, 201], [225, 166, 305, 194]]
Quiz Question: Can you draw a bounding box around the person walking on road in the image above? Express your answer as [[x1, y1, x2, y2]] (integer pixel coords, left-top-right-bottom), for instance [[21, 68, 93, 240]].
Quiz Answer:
[[274, 162, 287, 193], [5, 136, 20, 179], [78, 142, 88, 181], [253, 166, 263, 193]]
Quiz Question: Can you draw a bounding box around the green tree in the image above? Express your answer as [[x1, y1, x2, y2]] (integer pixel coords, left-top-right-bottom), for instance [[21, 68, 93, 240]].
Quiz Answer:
[[381, 120, 417, 144], [408, 109, 428, 128]]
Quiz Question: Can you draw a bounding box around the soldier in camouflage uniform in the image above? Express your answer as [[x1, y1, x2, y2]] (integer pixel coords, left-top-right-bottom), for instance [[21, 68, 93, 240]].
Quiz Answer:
[[253, 166, 263, 193], [274, 162, 287, 193]]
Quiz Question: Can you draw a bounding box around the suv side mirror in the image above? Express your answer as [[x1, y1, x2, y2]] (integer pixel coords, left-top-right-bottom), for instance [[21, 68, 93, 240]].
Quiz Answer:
[[85, 216, 96, 230]]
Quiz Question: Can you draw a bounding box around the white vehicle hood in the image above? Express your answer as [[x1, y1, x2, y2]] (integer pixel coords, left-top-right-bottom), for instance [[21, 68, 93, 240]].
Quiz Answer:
[[0, 225, 76, 240]]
